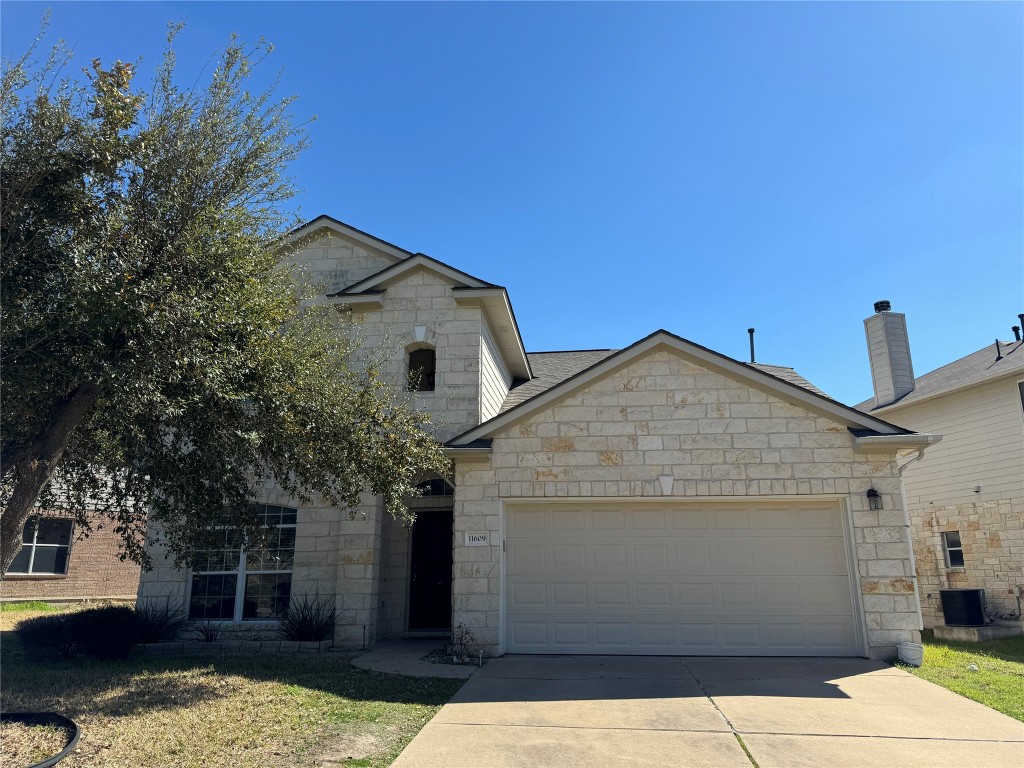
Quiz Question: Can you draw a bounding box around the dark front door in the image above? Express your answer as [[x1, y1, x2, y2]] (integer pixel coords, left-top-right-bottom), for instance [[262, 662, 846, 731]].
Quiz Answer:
[[408, 509, 453, 630]]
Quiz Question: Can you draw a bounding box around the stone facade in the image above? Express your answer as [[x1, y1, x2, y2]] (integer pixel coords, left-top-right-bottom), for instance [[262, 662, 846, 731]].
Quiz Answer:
[[351, 268, 494, 441], [2, 515, 140, 603], [137, 220, 928, 659], [452, 347, 920, 660], [912, 498, 1024, 626]]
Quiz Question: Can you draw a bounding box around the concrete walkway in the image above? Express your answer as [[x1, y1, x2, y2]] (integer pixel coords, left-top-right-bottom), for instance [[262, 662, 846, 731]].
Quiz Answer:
[[392, 656, 1024, 767], [350, 639, 479, 679]]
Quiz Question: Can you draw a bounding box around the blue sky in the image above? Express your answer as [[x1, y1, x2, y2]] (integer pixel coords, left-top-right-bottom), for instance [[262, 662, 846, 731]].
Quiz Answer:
[[3, 2, 1022, 405]]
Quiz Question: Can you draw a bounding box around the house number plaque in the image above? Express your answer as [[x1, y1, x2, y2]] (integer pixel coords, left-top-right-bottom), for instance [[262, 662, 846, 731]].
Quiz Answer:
[[464, 532, 489, 546]]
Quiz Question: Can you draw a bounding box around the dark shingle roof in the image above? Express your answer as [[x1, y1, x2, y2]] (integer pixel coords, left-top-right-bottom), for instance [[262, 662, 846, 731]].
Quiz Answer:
[[498, 351, 830, 413], [749, 363, 831, 399], [500, 350, 618, 413], [856, 339, 1024, 412]]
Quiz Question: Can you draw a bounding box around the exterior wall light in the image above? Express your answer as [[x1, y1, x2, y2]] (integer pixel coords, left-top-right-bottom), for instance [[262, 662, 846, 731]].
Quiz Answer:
[[866, 488, 883, 510]]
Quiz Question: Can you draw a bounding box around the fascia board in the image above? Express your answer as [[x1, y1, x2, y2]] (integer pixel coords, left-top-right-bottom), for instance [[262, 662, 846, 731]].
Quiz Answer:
[[326, 293, 385, 311], [338, 255, 493, 296], [452, 288, 532, 380], [853, 434, 943, 453]]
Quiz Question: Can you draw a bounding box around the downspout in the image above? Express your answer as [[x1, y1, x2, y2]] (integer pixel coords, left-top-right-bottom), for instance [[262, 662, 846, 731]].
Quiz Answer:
[[896, 449, 926, 632]]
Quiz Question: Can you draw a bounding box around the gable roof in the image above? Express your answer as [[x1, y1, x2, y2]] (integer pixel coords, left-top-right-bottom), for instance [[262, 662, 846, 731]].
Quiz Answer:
[[856, 339, 1024, 413], [280, 214, 413, 262], [449, 329, 913, 447], [328, 252, 499, 296]]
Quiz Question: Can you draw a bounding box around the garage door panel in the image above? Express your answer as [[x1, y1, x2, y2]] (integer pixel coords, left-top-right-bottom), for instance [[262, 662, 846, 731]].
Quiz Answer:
[[505, 501, 858, 656], [594, 582, 630, 605]]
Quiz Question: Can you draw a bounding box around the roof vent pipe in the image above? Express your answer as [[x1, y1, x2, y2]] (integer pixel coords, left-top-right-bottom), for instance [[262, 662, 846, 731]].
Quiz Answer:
[[1013, 326, 1021, 342], [748, 328, 755, 363], [1018, 313, 1024, 332], [995, 339, 1003, 361]]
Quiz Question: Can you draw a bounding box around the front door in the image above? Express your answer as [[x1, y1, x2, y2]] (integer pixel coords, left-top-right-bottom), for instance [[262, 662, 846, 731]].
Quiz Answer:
[[408, 509, 453, 630]]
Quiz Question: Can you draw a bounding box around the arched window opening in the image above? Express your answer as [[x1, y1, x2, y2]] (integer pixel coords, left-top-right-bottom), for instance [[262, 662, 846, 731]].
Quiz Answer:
[[415, 479, 455, 497], [408, 347, 436, 392]]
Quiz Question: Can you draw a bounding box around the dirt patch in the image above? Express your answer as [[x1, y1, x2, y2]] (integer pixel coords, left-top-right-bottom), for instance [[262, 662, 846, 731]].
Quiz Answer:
[[304, 724, 385, 767]]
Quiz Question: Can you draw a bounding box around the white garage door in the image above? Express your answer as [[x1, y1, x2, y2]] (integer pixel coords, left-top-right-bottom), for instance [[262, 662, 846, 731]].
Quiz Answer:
[[505, 501, 859, 656]]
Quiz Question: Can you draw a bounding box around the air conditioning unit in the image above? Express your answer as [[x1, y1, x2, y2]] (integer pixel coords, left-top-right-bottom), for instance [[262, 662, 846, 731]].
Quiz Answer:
[[940, 588, 986, 627]]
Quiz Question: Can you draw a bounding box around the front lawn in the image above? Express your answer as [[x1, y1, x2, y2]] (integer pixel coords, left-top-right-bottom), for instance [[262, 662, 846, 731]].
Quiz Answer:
[[1, 610, 463, 767], [904, 630, 1024, 723]]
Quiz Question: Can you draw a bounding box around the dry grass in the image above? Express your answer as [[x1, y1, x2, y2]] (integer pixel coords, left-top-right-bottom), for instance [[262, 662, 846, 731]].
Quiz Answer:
[[0, 720, 71, 765], [1, 610, 462, 767]]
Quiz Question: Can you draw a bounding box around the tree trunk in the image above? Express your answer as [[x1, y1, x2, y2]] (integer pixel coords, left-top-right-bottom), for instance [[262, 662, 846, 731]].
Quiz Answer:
[[0, 382, 100, 574]]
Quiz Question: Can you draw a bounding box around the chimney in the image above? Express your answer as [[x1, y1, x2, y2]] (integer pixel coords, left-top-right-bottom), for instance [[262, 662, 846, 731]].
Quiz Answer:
[[864, 300, 915, 408]]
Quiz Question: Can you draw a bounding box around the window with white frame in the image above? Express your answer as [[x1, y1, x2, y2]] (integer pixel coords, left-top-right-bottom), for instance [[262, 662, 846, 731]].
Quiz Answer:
[[8, 517, 73, 575], [188, 504, 297, 621], [942, 531, 965, 568]]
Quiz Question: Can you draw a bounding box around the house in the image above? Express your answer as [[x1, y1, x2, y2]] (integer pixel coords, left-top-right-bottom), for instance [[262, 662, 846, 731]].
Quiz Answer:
[[856, 301, 1024, 627], [138, 216, 940, 660], [1, 512, 141, 604]]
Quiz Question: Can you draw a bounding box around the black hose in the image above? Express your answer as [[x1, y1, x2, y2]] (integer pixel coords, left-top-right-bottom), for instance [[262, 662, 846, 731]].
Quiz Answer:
[[0, 712, 80, 768]]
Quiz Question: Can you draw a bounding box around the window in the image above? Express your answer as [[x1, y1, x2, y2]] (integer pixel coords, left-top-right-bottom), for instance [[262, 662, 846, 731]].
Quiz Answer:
[[8, 517, 73, 575], [415, 479, 455, 496], [942, 531, 965, 568], [189, 504, 297, 621], [408, 347, 436, 392]]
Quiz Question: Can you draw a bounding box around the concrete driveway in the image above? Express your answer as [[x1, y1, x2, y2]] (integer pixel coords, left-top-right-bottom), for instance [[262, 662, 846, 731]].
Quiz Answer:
[[392, 656, 1024, 768]]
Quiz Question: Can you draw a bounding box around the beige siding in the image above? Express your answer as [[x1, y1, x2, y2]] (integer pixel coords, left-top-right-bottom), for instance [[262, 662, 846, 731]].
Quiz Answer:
[[891, 378, 1024, 508], [480, 319, 512, 422]]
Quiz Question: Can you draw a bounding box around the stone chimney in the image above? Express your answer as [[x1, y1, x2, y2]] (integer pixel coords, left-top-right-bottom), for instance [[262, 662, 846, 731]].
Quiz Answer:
[[864, 300, 915, 408]]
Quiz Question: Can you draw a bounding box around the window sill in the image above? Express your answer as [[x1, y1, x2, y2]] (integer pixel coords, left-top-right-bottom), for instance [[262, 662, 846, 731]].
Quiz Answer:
[[944, 567, 967, 572], [3, 573, 68, 580], [186, 619, 282, 626]]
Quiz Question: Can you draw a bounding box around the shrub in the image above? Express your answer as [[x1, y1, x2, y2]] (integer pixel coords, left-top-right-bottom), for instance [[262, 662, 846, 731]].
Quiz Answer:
[[193, 620, 222, 642], [135, 600, 186, 643], [18, 606, 142, 660], [451, 623, 475, 662], [278, 593, 335, 642], [18, 612, 78, 658], [72, 607, 141, 659]]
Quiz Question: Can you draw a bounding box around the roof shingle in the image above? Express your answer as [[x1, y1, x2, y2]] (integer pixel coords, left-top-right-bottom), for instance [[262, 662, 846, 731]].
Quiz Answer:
[[856, 339, 1024, 412]]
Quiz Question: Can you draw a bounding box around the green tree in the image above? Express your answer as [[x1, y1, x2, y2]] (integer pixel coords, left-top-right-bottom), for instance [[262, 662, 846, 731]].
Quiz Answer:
[[0, 25, 449, 574]]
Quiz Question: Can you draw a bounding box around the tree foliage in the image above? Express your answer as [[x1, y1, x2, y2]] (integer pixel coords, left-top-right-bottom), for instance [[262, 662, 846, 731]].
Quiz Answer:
[[0, 24, 449, 573]]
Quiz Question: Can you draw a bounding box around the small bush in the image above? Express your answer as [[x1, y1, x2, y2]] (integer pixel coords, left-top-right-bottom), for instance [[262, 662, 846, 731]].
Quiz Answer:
[[18, 606, 142, 660], [278, 593, 335, 642], [193, 621, 222, 642], [18, 613, 77, 658], [451, 623, 475, 662], [135, 600, 186, 643]]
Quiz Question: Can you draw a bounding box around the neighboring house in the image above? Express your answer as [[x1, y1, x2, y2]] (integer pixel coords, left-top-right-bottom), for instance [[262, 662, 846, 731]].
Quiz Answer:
[[1, 513, 141, 603], [856, 301, 1024, 627], [139, 216, 939, 660]]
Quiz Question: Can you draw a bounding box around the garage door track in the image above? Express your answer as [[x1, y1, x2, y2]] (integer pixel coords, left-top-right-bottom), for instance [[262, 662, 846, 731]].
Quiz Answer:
[[392, 656, 1024, 767]]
